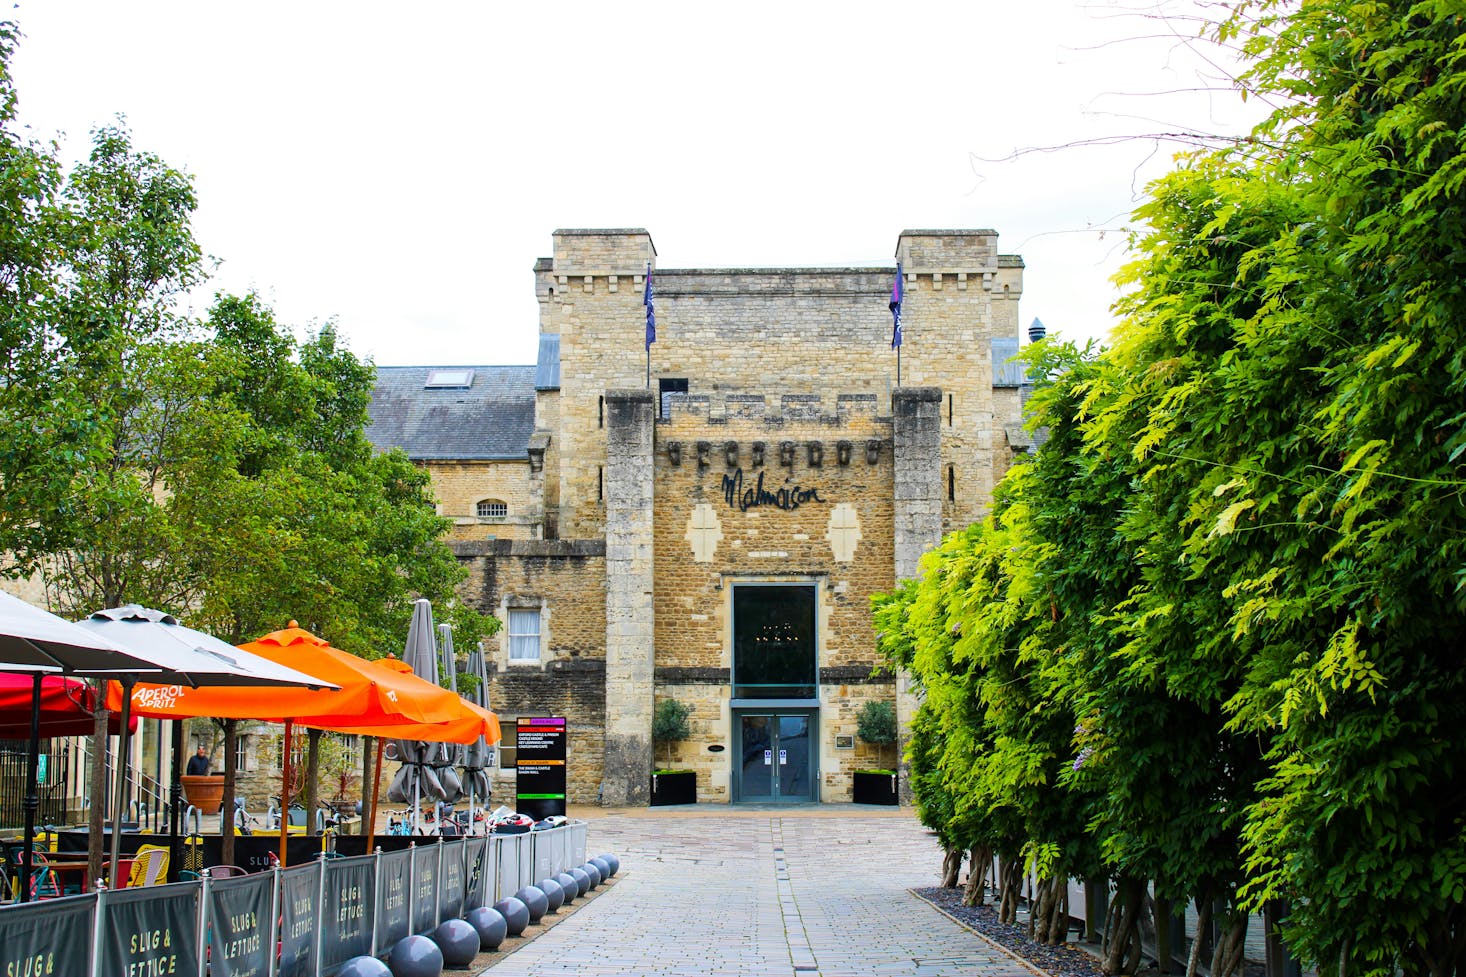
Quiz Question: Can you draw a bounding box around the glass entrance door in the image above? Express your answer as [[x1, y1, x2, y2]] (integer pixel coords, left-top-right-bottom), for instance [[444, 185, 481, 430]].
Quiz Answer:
[[736, 713, 815, 802]]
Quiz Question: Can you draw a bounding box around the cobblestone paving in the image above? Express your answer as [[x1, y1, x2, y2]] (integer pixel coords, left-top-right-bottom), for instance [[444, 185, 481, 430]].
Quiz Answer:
[[477, 809, 1037, 977]]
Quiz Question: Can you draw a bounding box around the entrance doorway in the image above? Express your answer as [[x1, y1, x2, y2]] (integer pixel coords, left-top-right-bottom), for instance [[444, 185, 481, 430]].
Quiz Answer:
[[735, 713, 815, 802], [730, 582, 820, 803]]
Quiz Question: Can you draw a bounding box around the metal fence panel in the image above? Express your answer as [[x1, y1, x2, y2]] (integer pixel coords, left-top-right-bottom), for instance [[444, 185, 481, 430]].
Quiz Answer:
[[438, 838, 466, 922], [208, 872, 274, 977], [278, 863, 321, 977], [98, 881, 201, 977], [320, 854, 375, 972], [375, 849, 412, 954], [0, 892, 93, 976], [571, 821, 587, 866], [411, 844, 439, 934], [465, 835, 492, 912], [516, 833, 535, 890], [495, 834, 518, 901]]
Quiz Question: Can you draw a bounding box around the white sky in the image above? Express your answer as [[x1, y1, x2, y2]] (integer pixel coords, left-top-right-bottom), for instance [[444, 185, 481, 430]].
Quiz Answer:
[[9, 0, 1258, 368]]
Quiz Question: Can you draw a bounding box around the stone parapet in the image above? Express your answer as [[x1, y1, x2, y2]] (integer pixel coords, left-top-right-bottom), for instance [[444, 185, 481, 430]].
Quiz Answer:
[[660, 392, 885, 427]]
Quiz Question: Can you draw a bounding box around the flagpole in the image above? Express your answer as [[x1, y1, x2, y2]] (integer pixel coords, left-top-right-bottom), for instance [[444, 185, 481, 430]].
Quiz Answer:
[[890, 262, 904, 388], [643, 262, 656, 391]]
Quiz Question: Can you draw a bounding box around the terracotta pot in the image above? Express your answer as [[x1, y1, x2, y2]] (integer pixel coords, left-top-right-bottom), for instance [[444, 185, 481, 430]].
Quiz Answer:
[[181, 774, 225, 812]]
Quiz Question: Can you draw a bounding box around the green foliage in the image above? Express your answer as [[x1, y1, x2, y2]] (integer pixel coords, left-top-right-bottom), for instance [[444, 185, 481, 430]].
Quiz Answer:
[[875, 4, 1466, 972], [855, 700, 896, 746], [0, 27, 496, 659], [652, 698, 692, 768], [652, 698, 692, 744]]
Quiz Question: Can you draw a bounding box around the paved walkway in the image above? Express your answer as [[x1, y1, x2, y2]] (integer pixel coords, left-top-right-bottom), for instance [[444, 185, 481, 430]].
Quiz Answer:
[[477, 807, 1037, 977]]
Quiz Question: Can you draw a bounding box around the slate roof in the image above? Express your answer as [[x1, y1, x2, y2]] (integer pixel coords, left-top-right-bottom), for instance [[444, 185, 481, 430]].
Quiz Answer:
[[536, 334, 561, 391], [367, 366, 537, 461], [992, 337, 1027, 387]]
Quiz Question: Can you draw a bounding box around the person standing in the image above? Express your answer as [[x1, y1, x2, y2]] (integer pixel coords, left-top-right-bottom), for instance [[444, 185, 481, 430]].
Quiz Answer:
[[186, 746, 210, 776]]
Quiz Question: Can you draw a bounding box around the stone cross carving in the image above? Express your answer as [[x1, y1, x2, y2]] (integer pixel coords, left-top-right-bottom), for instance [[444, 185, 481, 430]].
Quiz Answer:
[[826, 502, 862, 563], [686, 503, 724, 563]]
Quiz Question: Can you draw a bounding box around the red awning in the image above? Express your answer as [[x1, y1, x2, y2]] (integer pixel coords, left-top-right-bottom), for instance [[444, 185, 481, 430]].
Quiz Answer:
[[0, 673, 134, 739]]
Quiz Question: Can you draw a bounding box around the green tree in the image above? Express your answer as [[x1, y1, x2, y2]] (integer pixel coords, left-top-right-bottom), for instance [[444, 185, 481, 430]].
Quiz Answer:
[[652, 698, 691, 769]]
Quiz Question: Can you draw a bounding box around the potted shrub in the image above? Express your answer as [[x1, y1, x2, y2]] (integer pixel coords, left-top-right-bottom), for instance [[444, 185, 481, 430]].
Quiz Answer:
[[852, 699, 899, 805], [651, 698, 696, 805]]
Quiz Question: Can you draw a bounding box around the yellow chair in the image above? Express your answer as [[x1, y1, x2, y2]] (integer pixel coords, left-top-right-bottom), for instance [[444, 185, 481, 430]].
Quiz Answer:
[[127, 846, 169, 888]]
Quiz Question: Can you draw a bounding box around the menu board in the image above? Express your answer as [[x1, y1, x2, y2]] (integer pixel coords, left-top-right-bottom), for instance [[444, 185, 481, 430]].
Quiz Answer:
[[515, 716, 567, 820]]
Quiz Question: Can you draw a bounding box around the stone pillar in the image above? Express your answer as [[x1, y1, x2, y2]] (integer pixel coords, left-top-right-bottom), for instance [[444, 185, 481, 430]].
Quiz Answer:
[[601, 389, 656, 806], [892, 386, 943, 802]]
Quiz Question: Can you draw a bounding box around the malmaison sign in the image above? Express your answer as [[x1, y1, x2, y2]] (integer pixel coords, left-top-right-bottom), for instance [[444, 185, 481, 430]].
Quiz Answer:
[[720, 469, 823, 513]]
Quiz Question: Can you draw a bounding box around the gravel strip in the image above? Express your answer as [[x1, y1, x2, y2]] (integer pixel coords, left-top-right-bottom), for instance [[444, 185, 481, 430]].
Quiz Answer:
[[913, 886, 1109, 977]]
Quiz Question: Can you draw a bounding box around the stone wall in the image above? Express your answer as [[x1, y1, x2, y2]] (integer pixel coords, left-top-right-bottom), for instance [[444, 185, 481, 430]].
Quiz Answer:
[[426, 460, 539, 541], [452, 538, 607, 804], [538, 229, 1024, 541], [648, 391, 900, 801]]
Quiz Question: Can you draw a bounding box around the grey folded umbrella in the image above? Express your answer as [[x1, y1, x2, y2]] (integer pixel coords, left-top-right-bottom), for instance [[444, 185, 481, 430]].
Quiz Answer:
[[459, 634, 493, 810], [385, 600, 462, 828]]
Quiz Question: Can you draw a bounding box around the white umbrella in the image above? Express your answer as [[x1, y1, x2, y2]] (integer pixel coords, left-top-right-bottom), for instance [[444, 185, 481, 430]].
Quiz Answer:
[[0, 591, 163, 902], [74, 604, 338, 888]]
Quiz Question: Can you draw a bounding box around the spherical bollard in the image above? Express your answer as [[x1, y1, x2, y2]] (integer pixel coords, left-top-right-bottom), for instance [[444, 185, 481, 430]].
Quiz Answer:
[[514, 885, 549, 922], [536, 877, 565, 912], [466, 906, 508, 950], [492, 896, 530, 936], [337, 956, 392, 977], [597, 853, 621, 877], [580, 862, 602, 888], [589, 856, 611, 881], [555, 872, 579, 903], [568, 867, 591, 897], [388, 934, 443, 977], [431, 919, 479, 968]]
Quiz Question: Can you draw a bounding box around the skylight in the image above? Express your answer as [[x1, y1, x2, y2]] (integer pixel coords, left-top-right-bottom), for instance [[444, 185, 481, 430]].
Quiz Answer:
[[425, 369, 474, 389]]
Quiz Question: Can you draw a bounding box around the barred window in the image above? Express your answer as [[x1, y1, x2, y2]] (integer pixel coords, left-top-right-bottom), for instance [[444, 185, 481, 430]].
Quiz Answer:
[[477, 499, 507, 519]]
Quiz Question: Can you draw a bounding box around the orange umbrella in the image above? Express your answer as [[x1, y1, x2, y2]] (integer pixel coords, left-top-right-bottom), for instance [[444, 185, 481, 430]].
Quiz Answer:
[[109, 622, 490, 864], [108, 623, 463, 725], [309, 658, 502, 851]]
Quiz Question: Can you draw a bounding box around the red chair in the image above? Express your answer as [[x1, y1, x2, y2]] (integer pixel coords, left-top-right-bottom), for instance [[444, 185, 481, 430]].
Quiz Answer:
[[27, 852, 61, 900]]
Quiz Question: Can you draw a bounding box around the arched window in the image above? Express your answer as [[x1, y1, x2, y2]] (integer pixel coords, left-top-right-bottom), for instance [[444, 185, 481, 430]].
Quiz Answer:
[[476, 499, 508, 519]]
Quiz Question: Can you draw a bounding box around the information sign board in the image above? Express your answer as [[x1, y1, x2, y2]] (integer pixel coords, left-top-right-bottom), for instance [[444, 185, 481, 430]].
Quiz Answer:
[[515, 716, 567, 820]]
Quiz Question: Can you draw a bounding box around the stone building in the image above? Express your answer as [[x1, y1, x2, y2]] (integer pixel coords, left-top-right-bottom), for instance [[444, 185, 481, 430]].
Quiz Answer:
[[366, 228, 1031, 807]]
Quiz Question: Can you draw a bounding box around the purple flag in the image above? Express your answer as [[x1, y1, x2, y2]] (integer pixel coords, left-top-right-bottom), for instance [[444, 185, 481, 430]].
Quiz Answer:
[[644, 263, 656, 350], [890, 263, 903, 349]]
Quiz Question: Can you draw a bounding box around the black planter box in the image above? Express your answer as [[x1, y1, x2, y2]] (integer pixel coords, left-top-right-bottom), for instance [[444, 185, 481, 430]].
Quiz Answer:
[[852, 771, 898, 805], [650, 771, 697, 806]]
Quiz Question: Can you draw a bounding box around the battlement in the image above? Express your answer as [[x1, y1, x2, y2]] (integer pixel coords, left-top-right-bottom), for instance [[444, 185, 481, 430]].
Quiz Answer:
[[658, 392, 886, 428]]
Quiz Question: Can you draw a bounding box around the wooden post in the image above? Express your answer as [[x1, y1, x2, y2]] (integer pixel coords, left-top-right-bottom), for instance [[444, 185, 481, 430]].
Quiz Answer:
[[221, 719, 237, 867], [279, 720, 293, 867]]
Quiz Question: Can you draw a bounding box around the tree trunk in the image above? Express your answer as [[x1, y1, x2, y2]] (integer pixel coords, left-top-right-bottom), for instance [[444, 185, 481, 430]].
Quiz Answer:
[[221, 720, 237, 867], [1210, 909, 1249, 977], [1186, 897, 1214, 977], [998, 855, 1024, 925], [304, 728, 322, 830], [1103, 877, 1146, 975], [86, 687, 108, 888], [963, 845, 993, 906], [361, 736, 376, 837], [940, 846, 964, 887], [1032, 875, 1073, 945]]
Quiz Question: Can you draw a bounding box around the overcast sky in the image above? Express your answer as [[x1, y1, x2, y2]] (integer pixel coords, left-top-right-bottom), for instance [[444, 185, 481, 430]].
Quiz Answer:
[[9, 0, 1257, 368]]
